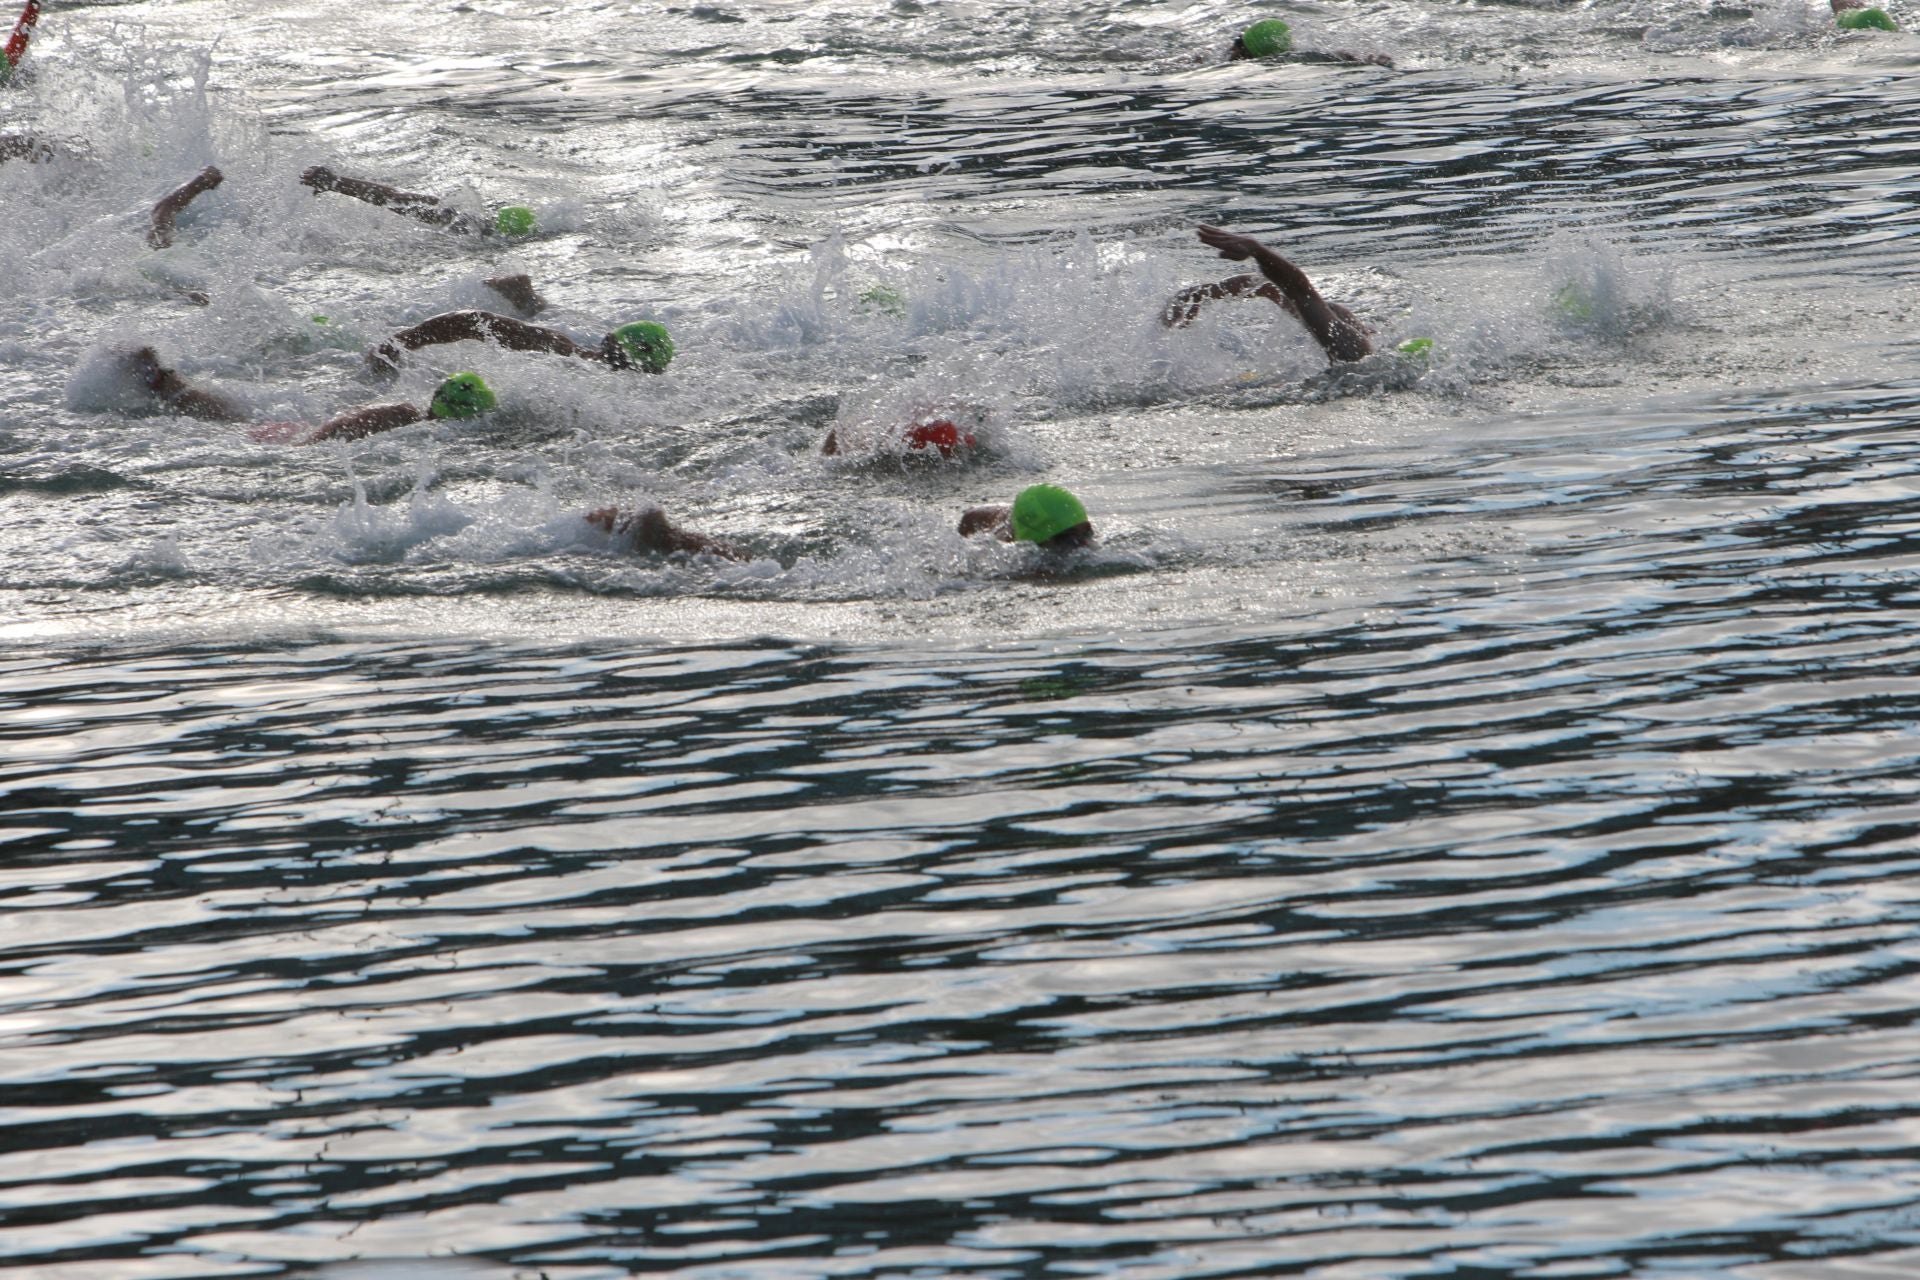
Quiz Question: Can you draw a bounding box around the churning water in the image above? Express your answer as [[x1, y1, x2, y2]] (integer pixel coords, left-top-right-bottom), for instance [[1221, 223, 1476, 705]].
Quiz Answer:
[[6, 0, 1920, 1276]]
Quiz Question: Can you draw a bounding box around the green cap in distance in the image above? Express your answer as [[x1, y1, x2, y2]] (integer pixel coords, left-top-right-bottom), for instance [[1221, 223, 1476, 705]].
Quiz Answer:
[[429, 371, 497, 420], [1240, 18, 1293, 57], [609, 321, 674, 374], [1397, 336, 1433, 360], [494, 205, 537, 236], [1011, 484, 1089, 546]]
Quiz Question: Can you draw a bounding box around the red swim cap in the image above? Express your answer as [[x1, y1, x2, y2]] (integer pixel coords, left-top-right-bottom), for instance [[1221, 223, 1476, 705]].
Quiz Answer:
[[904, 419, 976, 457]]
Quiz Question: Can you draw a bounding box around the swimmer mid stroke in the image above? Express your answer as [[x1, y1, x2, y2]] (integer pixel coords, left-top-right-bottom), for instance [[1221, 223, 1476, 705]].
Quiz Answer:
[[1831, 0, 1898, 27], [300, 165, 536, 237], [128, 346, 498, 442], [367, 311, 673, 375], [1162, 224, 1372, 364], [1230, 16, 1393, 67], [590, 484, 1094, 563]]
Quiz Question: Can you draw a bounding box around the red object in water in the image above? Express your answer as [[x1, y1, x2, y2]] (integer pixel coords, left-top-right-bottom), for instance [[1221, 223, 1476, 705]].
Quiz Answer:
[[3, 1, 39, 72], [904, 419, 976, 457]]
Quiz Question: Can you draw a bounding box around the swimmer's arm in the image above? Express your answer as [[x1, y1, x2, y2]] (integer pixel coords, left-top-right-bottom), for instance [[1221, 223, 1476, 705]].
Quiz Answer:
[[368, 310, 589, 372], [587, 505, 745, 560], [304, 403, 426, 444], [958, 505, 1012, 540], [1195, 224, 1373, 362], [484, 273, 546, 316], [1323, 49, 1395, 67], [1161, 273, 1288, 327], [131, 346, 246, 422], [301, 165, 479, 233], [148, 165, 223, 250]]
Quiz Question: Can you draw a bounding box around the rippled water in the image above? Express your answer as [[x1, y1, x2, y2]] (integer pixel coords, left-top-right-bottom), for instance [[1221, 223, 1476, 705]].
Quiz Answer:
[[6, 0, 1920, 1276]]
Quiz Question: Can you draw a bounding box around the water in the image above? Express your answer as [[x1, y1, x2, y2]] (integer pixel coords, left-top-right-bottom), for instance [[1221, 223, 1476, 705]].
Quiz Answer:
[[6, 1, 1920, 1276]]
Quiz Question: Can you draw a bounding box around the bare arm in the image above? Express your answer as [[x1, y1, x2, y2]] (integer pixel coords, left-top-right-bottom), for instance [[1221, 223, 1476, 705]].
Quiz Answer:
[[305, 403, 426, 444], [959, 505, 1012, 540], [1194, 224, 1372, 362], [301, 165, 484, 234], [368, 310, 595, 372], [587, 505, 744, 560], [1161, 273, 1288, 328], [129, 346, 245, 422], [483, 273, 546, 316], [148, 165, 223, 249]]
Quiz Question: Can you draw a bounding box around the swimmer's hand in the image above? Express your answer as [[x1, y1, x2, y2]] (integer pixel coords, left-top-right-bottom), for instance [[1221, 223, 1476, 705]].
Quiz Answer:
[[1196, 225, 1266, 263], [300, 165, 339, 194]]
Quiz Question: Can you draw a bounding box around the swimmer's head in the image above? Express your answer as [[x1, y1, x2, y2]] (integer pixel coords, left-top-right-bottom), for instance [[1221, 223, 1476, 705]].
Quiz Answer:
[[905, 419, 977, 457], [429, 371, 497, 420], [494, 205, 537, 236], [1011, 484, 1092, 549], [859, 284, 906, 317], [1554, 283, 1597, 321], [1232, 18, 1293, 59], [603, 321, 674, 373], [1837, 6, 1898, 27]]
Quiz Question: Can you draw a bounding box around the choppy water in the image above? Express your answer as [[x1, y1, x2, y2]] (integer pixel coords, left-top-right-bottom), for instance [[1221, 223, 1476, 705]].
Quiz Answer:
[[7, 0, 1920, 1276]]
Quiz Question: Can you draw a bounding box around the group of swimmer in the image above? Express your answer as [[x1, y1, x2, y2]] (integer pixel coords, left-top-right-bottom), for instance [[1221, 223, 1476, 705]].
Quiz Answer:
[[7, 7, 1904, 563]]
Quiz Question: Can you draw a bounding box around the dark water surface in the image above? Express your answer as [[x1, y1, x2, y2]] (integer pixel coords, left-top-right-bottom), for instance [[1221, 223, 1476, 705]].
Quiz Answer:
[[6, 0, 1920, 1276]]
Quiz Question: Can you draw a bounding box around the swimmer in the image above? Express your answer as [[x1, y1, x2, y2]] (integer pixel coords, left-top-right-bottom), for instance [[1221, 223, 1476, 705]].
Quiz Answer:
[[585, 505, 745, 560], [367, 311, 673, 375], [299, 165, 536, 238], [127, 346, 498, 442], [1230, 16, 1394, 67], [147, 165, 224, 249], [1163, 224, 1372, 364], [960, 484, 1095, 551], [591, 483, 1094, 564], [1832, 0, 1898, 28], [821, 418, 978, 457]]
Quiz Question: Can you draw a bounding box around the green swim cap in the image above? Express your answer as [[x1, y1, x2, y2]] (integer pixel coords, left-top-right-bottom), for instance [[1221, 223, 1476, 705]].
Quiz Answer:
[[610, 321, 674, 374], [859, 284, 905, 317], [1011, 484, 1089, 546], [1554, 283, 1597, 321], [1240, 18, 1293, 57], [1837, 6, 1898, 27], [429, 371, 497, 420], [1397, 336, 1433, 359], [494, 205, 537, 236]]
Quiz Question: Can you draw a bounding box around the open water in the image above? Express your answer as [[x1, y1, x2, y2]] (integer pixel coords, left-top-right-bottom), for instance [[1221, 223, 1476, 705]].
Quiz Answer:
[[5, 1, 1920, 1276]]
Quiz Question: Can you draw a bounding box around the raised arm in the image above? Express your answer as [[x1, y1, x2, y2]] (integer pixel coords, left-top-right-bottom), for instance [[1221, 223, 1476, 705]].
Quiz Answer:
[[368, 310, 594, 373], [1194, 224, 1372, 362], [301, 165, 485, 234], [148, 165, 223, 249]]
